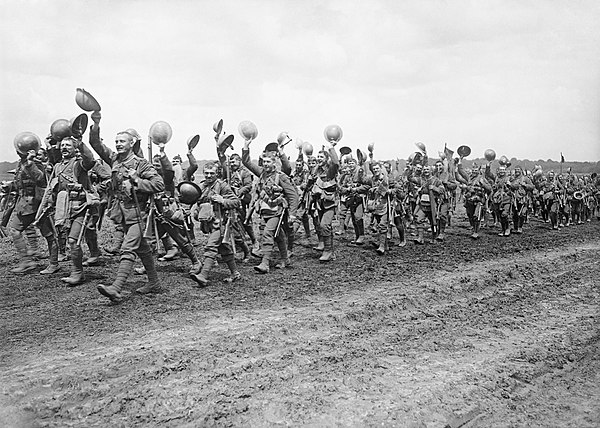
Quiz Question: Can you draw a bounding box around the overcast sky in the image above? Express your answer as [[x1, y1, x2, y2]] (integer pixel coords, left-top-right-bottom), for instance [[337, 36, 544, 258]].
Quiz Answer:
[[1, 0, 599, 163]]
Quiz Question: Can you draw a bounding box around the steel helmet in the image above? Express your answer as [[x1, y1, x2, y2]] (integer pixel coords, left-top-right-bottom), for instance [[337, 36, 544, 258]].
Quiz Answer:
[[484, 149, 496, 162], [75, 88, 101, 111], [303, 142, 313, 156], [14, 131, 41, 156], [149, 121, 172, 145], [69, 113, 88, 138], [323, 124, 343, 143], [238, 121, 258, 141], [177, 181, 202, 205], [50, 119, 72, 141]]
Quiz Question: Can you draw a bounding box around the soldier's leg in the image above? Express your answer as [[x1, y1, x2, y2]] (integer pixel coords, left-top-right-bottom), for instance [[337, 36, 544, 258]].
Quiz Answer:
[[414, 207, 427, 244], [38, 216, 60, 274], [436, 202, 449, 241], [97, 223, 137, 302], [312, 211, 324, 251], [161, 220, 201, 274], [158, 223, 179, 261], [191, 228, 221, 285], [62, 213, 86, 286], [83, 210, 102, 266], [220, 241, 241, 282], [135, 234, 161, 294], [351, 204, 365, 245], [8, 213, 37, 274], [254, 216, 278, 273], [57, 227, 69, 262], [283, 213, 294, 253], [104, 221, 124, 255], [274, 228, 290, 268], [319, 208, 336, 262], [375, 213, 389, 255], [24, 224, 44, 259]]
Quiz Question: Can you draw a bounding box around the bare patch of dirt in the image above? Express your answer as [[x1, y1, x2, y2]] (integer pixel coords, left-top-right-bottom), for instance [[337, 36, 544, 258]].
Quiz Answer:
[[1, 210, 599, 427]]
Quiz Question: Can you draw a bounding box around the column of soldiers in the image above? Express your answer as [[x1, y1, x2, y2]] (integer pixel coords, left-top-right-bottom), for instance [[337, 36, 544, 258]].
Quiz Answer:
[[3, 106, 600, 302]]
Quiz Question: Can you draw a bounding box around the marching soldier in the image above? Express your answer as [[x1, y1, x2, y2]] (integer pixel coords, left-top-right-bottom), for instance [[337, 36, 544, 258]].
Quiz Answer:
[[509, 166, 534, 234], [190, 161, 241, 285], [457, 162, 492, 239], [6, 133, 59, 274], [433, 159, 457, 241], [89, 112, 165, 302], [290, 149, 312, 240], [365, 162, 390, 254], [339, 156, 369, 245], [50, 135, 96, 285], [487, 164, 512, 236], [242, 140, 299, 273], [412, 165, 444, 244], [310, 143, 340, 261]]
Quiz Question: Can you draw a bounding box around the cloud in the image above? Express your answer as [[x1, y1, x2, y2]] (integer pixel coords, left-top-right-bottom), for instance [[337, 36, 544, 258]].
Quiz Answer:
[[1, 0, 599, 162]]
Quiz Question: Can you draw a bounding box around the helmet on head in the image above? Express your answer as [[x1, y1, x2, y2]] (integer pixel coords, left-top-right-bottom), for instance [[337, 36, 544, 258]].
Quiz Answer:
[[14, 132, 41, 156]]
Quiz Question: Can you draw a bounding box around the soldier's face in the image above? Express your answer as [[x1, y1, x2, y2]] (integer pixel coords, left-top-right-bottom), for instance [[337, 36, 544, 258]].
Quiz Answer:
[[415, 166, 423, 175], [317, 152, 327, 165], [60, 138, 76, 158], [435, 162, 444, 174], [348, 160, 356, 170], [498, 166, 506, 176], [203, 168, 217, 183], [230, 157, 241, 170], [115, 133, 133, 155], [262, 157, 276, 173], [372, 164, 381, 177], [515, 168, 522, 177], [385, 164, 391, 173], [308, 159, 317, 169], [422, 167, 431, 178]]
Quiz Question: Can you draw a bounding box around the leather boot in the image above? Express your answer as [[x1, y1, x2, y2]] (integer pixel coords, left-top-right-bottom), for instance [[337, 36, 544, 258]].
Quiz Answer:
[[40, 236, 60, 274], [254, 250, 271, 273], [192, 257, 214, 286], [10, 231, 37, 273], [436, 221, 446, 241], [319, 235, 335, 262], [415, 229, 425, 245], [61, 244, 86, 286], [184, 246, 201, 275], [83, 230, 102, 266], [25, 226, 45, 259], [223, 256, 241, 283], [98, 256, 134, 302], [376, 234, 386, 255], [103, 228, 124, 255], [313, 235, 325, 251], [158, 237, 178, 261], [136, 249, 162, 294]]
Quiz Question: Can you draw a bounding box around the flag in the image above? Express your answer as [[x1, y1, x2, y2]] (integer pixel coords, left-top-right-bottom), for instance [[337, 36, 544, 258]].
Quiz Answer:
[[444, 144, 455, 175], [560, 152, 565, 163]]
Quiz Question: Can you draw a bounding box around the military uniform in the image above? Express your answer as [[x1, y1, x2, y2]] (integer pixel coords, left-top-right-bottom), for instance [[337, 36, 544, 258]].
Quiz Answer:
[[243, 149, 299, 272], [457, 164, 491, 239], [509, 170, 534, 233], [90, 125, 165, 301]]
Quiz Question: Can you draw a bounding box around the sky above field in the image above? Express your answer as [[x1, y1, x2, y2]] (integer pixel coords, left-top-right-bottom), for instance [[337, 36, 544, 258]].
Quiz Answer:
[[1, 0, 599, 163]]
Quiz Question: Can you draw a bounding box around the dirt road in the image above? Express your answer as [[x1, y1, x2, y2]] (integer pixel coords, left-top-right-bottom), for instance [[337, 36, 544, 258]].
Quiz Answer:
[[1, 214, 599, 427]]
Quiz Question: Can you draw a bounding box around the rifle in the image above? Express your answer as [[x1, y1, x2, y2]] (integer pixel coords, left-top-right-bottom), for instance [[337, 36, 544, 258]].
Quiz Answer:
[[274, 208, 287, 238], [426, 178, 438, 234], [76, 208, 90, 247]]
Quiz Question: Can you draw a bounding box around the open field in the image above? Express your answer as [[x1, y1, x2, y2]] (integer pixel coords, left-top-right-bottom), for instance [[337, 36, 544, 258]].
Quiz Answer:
[[1, 207, 599, 427]]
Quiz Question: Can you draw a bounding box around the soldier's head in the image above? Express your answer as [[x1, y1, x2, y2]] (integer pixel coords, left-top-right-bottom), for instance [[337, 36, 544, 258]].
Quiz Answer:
[[415, 164, 423, 176], [229, 153, 241, 170], [36, 147, 48, 163], [434, 160, 444, 175], [172, 154, 182, 166], [203, 161, 219, 184], [261, 153, 277, 173], [152, 154, 162, 173], [471, 163, 481, 178], [557, 174, 565, 183], [422, 166, 431, 178], [317, 150, 330, 166], [307, 156, 317, 169], [384, 162, 392, 174], [514, 166, 523, 177], [372, 162, 382, 177], [60, 137, 77, 159], [346, 157, 357, 170], [497, 165, 507, 177], [115, 132, 134, 156], [547, 171, 555, 180]]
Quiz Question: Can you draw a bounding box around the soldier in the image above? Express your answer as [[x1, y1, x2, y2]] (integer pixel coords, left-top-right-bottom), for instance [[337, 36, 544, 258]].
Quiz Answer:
[[457, 162, 492, 239], [217, 150, 254, 261], [50, 135, 96, 285], [290, 149, 312, 240], [487, 164, 512, 236], [147, 143, 202, 280], [309, 144, 340, 261], [509, 166, 534, 234], [190, 161, 241, 285], [242, 140, 299, 273], [82, 156, 111, 266], [388, 163, 409, 246], [365, 162, 390, 254], [339, 156, 369, 245], [433, 159, 458, 241], [173, 140, 199, 245], [412, 165, 444, 244], [89, 112, 165, 302], [6, 133, 59, 274]]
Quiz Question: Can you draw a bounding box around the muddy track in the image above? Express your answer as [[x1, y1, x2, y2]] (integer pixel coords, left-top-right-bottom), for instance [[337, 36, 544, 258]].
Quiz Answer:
[[1, 214, 599, 427]]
